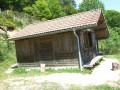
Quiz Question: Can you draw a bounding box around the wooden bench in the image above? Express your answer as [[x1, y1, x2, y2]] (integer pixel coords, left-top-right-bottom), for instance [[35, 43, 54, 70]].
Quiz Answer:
[[83, 56, 103, 68]]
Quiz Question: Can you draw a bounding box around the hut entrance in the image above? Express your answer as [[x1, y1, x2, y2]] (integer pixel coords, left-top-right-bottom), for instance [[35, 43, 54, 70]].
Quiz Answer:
[[80, 32, 97, 64]]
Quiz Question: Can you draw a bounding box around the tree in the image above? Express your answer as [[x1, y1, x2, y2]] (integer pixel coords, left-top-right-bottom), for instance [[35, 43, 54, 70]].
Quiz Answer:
[[48, 0, 63, 19], [23, 0, 51, 20], [78, 0, 105, 12], [0, 0, 37, 11], [0, 0, 10, 10], [59, 0, 77, 15], [104, 10, 120, 28]]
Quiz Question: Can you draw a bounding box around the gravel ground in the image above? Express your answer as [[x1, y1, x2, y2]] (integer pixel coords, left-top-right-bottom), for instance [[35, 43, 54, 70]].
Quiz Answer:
[[3, 58, 120, 89]]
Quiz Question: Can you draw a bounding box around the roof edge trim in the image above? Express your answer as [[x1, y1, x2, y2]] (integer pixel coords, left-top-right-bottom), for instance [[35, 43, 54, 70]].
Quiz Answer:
[[8, 24, 97, 41]]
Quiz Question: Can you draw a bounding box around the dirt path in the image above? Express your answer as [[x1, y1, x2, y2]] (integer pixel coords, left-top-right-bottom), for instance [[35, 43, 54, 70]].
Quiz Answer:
[[3, 58, 120, 89]]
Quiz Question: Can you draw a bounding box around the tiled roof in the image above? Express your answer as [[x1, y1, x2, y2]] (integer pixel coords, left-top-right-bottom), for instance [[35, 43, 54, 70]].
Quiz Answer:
[[9, 9, 102, 40]]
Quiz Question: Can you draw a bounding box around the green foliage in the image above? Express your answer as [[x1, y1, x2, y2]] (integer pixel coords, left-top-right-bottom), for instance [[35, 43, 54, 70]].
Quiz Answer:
[[104, 10, 120, 28], [1, 0, 77, 19], [24, 0, 51, 20], [0, 34, 15, 62], [12, 67, 92, 77], [0, 0, 37, 11], [46, 68, 92, 74], [23, 7, 34, 15], [78, 0, 105, 12], [13, 67, 27, 74], [23, 0, 67, 19], [48, 0, 63, 19], [99, 27, 120, 54], [5, 20, 15, 28], [0, 34, 16, 79], [113, 27, 120, 35], [0, 11, 23, 28], [60, 0, 78, 15], [0, 10, 39, 28], [103, 55, 120, 61]]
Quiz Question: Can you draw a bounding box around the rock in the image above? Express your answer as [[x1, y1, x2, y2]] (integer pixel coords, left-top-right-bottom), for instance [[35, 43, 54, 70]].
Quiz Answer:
[[3, 43, 7, 47], [0, 26, 7, 32], [40, 64, 45, 72], [0, 29, 6, 34], [112, 62, 120, 71], [26, 69, 31, 73], [0, 36, 5, 41]]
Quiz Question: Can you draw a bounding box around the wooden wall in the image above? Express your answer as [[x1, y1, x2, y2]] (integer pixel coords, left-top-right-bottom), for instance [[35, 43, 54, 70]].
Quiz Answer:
[[15, 31, 79, 67], [15, 30, 97, 67]]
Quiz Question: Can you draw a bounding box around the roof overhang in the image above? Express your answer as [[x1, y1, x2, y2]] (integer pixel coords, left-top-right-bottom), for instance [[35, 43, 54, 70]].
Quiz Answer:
[[8, 24, 97, 41]]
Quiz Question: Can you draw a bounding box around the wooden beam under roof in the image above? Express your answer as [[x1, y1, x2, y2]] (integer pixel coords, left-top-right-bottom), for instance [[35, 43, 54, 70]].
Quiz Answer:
[[94, 28, 107, 32]]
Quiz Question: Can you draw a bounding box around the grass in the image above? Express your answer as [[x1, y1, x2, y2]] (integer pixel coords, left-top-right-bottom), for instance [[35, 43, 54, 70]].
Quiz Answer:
[[70, 84, 120, 90], [103, 54, 120, 61], [11, 57, 106, 77], [11, 67, 93, 77], [39, 81, 61, 90], [45, 68, 92, 74]]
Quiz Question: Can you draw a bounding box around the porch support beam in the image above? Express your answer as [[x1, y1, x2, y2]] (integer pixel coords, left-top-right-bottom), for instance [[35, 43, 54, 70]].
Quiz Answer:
[[96, 40, 99, 55], [73, 28, 83, 71]]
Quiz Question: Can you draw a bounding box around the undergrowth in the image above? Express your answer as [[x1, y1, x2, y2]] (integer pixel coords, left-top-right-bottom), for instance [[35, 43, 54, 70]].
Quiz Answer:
[[0, 34, 16, 79]]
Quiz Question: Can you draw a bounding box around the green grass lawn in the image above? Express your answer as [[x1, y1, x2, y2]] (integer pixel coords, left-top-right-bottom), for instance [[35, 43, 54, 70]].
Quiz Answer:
[[70, 84, 120, 90], [103, 54, 120, 61], [10, 67, 93, 77]]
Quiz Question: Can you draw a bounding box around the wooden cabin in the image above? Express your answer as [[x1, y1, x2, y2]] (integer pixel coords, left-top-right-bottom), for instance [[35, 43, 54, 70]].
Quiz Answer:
[[9, 9, 110, 70]]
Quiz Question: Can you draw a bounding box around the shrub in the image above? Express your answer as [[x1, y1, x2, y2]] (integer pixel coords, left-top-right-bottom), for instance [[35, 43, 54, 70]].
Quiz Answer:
[[99, 27, 120, 54], [5, 20, 15, 28], [0, 34, 15, 62], [0, 10, 39, 29]]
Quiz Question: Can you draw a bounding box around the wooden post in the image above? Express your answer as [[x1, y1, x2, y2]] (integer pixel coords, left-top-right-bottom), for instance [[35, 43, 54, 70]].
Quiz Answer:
[[0, 8, 1, 13], [97, 40, 99, 55], [52, 36, 56, 67]]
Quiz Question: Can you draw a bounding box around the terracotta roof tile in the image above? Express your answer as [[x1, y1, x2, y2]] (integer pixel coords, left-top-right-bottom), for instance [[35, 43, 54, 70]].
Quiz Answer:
[[9, 9, 102, 40]]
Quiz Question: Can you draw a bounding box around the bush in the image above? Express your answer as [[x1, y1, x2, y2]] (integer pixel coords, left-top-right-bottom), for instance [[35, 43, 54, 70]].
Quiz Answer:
[[5, 20, 15, 28], [0, 34, 15, 62], [0, 10, 39, 29], [99, 27, 120, 54]]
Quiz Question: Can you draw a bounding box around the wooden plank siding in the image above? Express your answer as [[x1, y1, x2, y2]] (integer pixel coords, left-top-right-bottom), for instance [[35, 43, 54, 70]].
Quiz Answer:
[[15, 38, 36, 67], [15, 31, 79, 67], [15, 30, 98, 67]]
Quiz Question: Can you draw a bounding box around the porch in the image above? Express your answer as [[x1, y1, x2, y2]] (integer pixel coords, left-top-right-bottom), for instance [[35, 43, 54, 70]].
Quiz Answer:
[[83, 56, 103, 68]]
